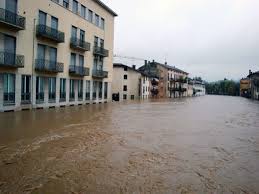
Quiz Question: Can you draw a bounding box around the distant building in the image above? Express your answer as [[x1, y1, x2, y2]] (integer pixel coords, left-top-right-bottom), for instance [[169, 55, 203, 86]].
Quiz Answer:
[[187, 78, 194, 97], [248, 71, 259, 100], [193, 78, 206, 96], [240, 78, 251, 98], [112, 63, 150, 101], [138, 60, 188, 98]]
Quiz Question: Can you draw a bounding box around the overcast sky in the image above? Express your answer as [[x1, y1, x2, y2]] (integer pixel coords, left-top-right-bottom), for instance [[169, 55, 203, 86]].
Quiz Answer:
[[102, 0, 259, 81]]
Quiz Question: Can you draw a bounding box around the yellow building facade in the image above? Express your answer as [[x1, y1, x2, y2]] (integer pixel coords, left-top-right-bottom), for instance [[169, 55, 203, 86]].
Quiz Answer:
[[0, 0, 117, 111]]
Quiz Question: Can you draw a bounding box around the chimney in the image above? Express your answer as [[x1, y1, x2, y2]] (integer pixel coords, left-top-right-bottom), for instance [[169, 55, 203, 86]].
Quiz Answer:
[[249, 69, 252, 75], [165, 62, 167, 65], [132, 65, 136, 70], [145, 60, 147, 65], [152, 60, 155, 63]]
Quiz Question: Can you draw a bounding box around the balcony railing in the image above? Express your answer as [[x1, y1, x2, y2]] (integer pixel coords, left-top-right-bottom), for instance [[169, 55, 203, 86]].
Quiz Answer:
[[0, 52, 24, 68], [69, 65, 89, 77], [21, 93, 31, 104], [70, 37, 91, 51], [170, 87, 187, 92], [92, 69, 108, 79], [93, 46, 109, 57], [0, 8, 25, 30], [170, 77, 188, 83], [36, 24, 65, 43], [35, 59, 64, 73], [3, 92, 15, 105]]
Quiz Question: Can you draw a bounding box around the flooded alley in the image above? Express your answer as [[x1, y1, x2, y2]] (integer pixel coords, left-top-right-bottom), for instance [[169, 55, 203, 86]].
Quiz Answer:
[[0, 95, 259, 194]]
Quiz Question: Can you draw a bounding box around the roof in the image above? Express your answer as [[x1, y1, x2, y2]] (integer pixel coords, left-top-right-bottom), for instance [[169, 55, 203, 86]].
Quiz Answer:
[[150, 61, 189, 75], [113, 63, 151, 77], [248, 71, 259, 78], [93, 0, 118, 17]]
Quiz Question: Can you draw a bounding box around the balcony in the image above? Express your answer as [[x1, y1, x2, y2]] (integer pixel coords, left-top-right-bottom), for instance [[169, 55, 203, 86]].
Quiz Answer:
[[92, 69, 108, 79], [170, 87, 187, 92], [70, 37, 91, 52], [69, 65, 89, 77], [36, 25, 65, 43], [0, 8, 25, 30], [93, 46, 109, 57], [170, 77, 187, 83], [0, 52, 24, 68], [35, 59, 64, 73]]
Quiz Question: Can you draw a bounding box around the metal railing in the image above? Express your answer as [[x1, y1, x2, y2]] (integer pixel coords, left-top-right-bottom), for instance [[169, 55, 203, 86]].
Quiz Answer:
[[93, 46, 109, 57], [60, 92, 66, 102], [35, 59, 64, 73], [69, 93, 75, 101], [21, 93, 31, 104], [170, 77, 188, 83], [85, 92, 90, 100], [92, 69, 108, 78], [36, 92, 44, 103], [3, 92, 15, 105], [70, 37, 91, 51], [0, 51, 24, 68], [69, 65, 89, 76], [0, 8, 25, 30], [36, 24, 65, 43]]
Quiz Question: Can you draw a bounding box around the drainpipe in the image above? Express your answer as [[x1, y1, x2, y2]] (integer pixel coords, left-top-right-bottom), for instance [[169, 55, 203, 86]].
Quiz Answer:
[[31, 18, 36, 105]]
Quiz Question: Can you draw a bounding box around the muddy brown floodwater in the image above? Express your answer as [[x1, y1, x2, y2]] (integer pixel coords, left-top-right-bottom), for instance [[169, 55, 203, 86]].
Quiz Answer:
[[0, 96, 259, 194]]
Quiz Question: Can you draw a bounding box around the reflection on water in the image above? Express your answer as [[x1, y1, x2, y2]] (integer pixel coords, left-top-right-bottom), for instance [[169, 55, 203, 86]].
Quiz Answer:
[[0, 96, 259, 193]]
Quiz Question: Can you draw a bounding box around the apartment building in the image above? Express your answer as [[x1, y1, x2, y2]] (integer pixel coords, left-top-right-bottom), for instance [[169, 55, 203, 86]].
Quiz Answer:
[[0, 0, 117, 112], [139, 60, 188, 99], [240, 77, 251, 98], [112, 63, 150, 101]]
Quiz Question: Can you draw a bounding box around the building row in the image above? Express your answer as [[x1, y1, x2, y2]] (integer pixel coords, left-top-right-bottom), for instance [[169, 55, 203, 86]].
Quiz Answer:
[[240, 70, 259, 100], [0, 0, 117, 112], [111, 60, 205, 101]]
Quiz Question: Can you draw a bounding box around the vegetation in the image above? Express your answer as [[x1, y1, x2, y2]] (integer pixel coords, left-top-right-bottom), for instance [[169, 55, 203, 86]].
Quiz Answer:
[[205, 79, 240, 96]]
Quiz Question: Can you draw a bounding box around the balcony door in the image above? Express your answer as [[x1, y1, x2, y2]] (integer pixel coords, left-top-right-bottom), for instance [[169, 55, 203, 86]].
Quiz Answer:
[[6, 0, 17, 13], [39, 11, 47, 25], [51, 16, 58, 37], [80, 30, 85, 41], [4, 35, 16, 65], [49, 47, 57, 69]]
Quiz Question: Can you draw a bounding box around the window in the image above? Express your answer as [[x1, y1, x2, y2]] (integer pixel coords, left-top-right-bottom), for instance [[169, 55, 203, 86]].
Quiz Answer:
[[123, 85, 127, 91], [124, 66, 128, 71], [81, 5, 86, 18], [79, 55, 84, 68], [71, 53, 76, 66], [72, 0, 78, 14], [94, 14, 99, 26], [71, 26, 77, 38], [39, 11, 47, 25], [60, 78, 66, 102], [131, 95, 134, 100], [69, 79, 75, 101], [124, 75, 127, 80], [93, 81, 97, 100], [88, 9, 93, 22], [80, 30, 85, 41], [98, 82, 103, 99], [51, 16, 58, 30], [100, 39, 104, 48], [37, 44, 46, 59], [94, 36, 98, 47], [48, 77, 56, 102], [100, 18, 105, 29], [3, 74, 15, 105], [63, 0, 69, 9], [123, 94, 127, 100], [21, 75, 31, 103], [49, 47, 57, 64], [104, 82, 108, 99], [86, 80, 90, 100], [4, 35, 16, 64], [36, 76, 44, 103], [78, 80, 83, 100]]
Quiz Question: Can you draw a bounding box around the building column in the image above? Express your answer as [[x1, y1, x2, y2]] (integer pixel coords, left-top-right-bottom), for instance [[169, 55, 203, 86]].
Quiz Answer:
[[82, 79, 86, 102], [56, 77, 60, 105], [44, 77, 48, 106], [66, 78, 69, 103], [32, 75, 36, 106]]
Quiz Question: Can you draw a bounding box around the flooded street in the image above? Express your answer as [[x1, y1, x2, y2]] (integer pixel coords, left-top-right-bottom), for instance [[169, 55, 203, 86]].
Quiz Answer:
[[0, 95, 259, 194]]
